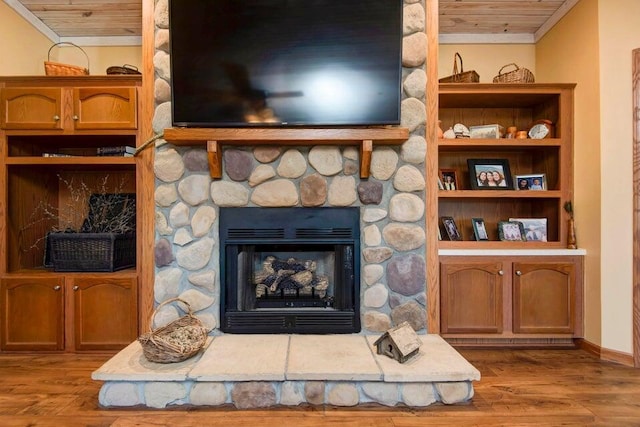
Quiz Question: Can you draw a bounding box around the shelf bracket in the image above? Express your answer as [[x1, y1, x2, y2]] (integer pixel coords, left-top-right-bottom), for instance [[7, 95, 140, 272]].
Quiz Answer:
[[206, 140, 222, 179], [360, 139, 373, 179]]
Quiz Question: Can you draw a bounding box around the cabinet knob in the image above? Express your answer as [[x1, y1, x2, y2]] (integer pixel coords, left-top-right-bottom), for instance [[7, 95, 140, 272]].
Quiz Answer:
[[53, 115, 60, 121], [53, 285, 61, 291], [516, 270, 522, 276], [72, 115, 79, 121], [498, 270, 504, 276], [73, 285, 79, 291]]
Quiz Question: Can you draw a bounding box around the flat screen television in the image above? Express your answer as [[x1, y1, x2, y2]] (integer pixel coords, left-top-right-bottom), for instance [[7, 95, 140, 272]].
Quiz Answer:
[[168, 0, 403, 128]]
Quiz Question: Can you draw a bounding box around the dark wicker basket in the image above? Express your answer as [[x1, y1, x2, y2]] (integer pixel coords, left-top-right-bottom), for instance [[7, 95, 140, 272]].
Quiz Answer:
[[48, 232, 136, 272]]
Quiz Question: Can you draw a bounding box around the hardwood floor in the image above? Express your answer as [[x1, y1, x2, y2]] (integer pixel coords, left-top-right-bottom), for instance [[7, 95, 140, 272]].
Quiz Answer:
[[1, 348, 640, 426]]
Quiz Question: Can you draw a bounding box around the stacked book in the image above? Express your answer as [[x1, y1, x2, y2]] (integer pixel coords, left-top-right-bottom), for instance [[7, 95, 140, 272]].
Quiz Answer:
[[96, 146, 136, 157]]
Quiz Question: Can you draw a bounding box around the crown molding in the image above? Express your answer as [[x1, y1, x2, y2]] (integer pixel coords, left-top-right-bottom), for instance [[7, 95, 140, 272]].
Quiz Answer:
[[60, 36, 142, 47], [439, 33, 534, 45]]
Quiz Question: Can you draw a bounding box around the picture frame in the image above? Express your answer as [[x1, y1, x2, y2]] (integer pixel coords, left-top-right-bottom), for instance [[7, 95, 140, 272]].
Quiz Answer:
[[441, 216, 462, 241], [467, 159, 513, 190], [515, 174, 547, 191], [509, 217, 548, 242], [498, 221, 526, 242], [469, 124, 504, 139], [471, 218, 489, 241], [439, 168, 458, 191]]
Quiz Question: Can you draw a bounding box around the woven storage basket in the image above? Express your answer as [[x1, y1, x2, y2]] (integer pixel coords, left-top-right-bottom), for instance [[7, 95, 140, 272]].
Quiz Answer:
[[44, 42, 90, 76], [48, 232, 135, 272], [439, 52, 479, 83], [106, 64, 141, 75], [138, 298, 208, 363], [493, 63, 535, 83]]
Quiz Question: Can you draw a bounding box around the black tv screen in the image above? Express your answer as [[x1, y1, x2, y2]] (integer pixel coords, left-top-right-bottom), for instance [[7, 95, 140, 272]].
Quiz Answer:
[[169, 0, 403, 127]]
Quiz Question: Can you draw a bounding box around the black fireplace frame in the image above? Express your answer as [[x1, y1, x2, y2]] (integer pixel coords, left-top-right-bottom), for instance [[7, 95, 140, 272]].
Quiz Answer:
[[219, 207, 361, 334]]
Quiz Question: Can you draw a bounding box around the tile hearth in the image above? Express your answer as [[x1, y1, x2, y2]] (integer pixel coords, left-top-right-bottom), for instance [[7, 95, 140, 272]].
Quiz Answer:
[[92, 334, 480, 409]]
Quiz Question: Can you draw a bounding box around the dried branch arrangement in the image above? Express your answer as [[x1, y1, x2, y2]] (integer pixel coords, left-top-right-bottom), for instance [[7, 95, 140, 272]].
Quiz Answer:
[[22, 175, 135, 252]]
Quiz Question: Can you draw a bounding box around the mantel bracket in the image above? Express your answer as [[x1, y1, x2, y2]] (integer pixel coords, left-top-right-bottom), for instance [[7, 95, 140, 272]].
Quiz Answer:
[[207, 140, 222, 179]]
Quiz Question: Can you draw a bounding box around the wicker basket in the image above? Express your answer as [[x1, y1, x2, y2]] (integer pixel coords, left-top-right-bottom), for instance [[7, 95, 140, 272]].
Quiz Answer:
[[106, 64, 141, 75], [48, 232, 135, 272], [44, 42, 90, 76], [439, 52, 480, 83], [138, 298, 209, 363], [493, 63, 535, 83]]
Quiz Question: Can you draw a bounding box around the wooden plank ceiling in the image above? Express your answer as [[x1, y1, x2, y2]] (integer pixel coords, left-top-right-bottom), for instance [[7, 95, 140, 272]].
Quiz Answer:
[[10, 0, 575, 42]]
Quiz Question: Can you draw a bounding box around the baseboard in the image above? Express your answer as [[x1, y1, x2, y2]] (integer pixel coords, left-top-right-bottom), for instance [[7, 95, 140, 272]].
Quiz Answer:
[[577, 338, 635, 367]]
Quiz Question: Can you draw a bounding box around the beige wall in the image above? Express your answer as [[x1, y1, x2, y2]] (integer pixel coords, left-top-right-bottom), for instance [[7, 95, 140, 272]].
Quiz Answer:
[[0, 2, 52, 75], [536, 0, 604, 349], [596, 0, 640, 354], [439, 45, 536, 83], [0, 2, 141, 76]]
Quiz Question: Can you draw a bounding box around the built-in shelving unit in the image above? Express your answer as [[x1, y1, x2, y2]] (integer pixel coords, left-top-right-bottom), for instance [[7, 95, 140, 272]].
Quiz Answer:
[[0, 76, 143, 352], [433, 83, 583, 346]]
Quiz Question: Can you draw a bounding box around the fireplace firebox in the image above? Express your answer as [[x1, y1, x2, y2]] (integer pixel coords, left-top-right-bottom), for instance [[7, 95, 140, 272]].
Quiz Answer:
[[220, 207, 360, 334]]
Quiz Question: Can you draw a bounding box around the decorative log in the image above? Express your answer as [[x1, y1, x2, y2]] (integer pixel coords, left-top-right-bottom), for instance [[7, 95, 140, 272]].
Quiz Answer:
[[253, 256, 328, 297]]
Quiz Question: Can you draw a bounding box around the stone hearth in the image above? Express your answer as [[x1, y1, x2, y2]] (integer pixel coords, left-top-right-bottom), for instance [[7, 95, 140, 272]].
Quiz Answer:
[[93, 334, 480, 408]]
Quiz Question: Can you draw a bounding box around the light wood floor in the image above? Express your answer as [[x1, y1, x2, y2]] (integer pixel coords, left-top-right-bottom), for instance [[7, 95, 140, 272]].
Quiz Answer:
[[1, 348, 640, 426]]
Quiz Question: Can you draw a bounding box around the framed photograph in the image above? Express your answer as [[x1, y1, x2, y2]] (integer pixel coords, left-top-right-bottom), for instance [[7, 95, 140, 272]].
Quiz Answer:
[[441, 216, 462, 241], [510, 218, 548, 242], [469, 124, 504, 139], [439, 168, 458, 191], [515, 174, 547, 191], [467, 159, 513, 190], [471, 218, 489, 241], [498, 221, 526, 242]]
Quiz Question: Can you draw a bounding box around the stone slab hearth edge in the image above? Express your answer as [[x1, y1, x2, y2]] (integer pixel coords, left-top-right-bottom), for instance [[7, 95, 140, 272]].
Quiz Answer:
[[92, 334, 480, 409]]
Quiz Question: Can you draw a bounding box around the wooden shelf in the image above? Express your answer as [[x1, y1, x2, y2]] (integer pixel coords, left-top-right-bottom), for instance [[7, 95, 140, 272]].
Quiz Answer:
[[439, 138, 562, 149], [438, 190, 562, 198], [163, 127, 409, 179], [6, 157, 136, 166]]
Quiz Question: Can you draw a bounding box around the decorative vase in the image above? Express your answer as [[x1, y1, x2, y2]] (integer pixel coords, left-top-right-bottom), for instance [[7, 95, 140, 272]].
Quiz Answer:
[[567, 218, 577, 249], [437, 120, 444, 139]]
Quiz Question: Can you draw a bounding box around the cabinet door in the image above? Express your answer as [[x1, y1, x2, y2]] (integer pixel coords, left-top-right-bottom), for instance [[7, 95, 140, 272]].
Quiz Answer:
[[73, 87, 137, 130], [512, 262, 575, 334], [71, 277, 138, 351], [1, 88, 63, 130], [440, 261, 504, 334], [0, 277, 65, 350]]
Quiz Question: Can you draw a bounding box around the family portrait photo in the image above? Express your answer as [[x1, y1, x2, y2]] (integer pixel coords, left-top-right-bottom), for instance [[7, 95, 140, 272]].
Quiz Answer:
[[515, 174, 546, 191], [510, 218, 548, 242], [467, 159, 513, 190], [471, 218, 489, 241], [439, 169, 458, 191], [441, 216, 462, 241], [498, 221, 526, 241]]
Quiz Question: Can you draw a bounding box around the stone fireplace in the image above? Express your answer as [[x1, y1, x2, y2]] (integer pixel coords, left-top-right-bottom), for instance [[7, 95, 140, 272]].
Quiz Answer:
[[151, 0, 429, 335], [91, 0, 482, 410]]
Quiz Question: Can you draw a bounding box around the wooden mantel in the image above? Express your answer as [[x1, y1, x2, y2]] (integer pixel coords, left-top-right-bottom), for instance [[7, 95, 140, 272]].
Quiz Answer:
[[163, 127, 409, 179]]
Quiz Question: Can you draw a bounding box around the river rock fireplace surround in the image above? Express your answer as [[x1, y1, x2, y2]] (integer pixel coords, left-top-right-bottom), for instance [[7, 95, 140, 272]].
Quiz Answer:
[[150, 0, 430, 336]]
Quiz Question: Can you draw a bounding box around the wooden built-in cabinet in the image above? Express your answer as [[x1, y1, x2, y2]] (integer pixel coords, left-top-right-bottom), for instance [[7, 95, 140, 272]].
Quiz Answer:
[[440, 256, 583, 345], [1, 85, 137, 130], [0, 275, 137, 351], [435, 84, 584, 346], [0, 76, 143, 352]]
